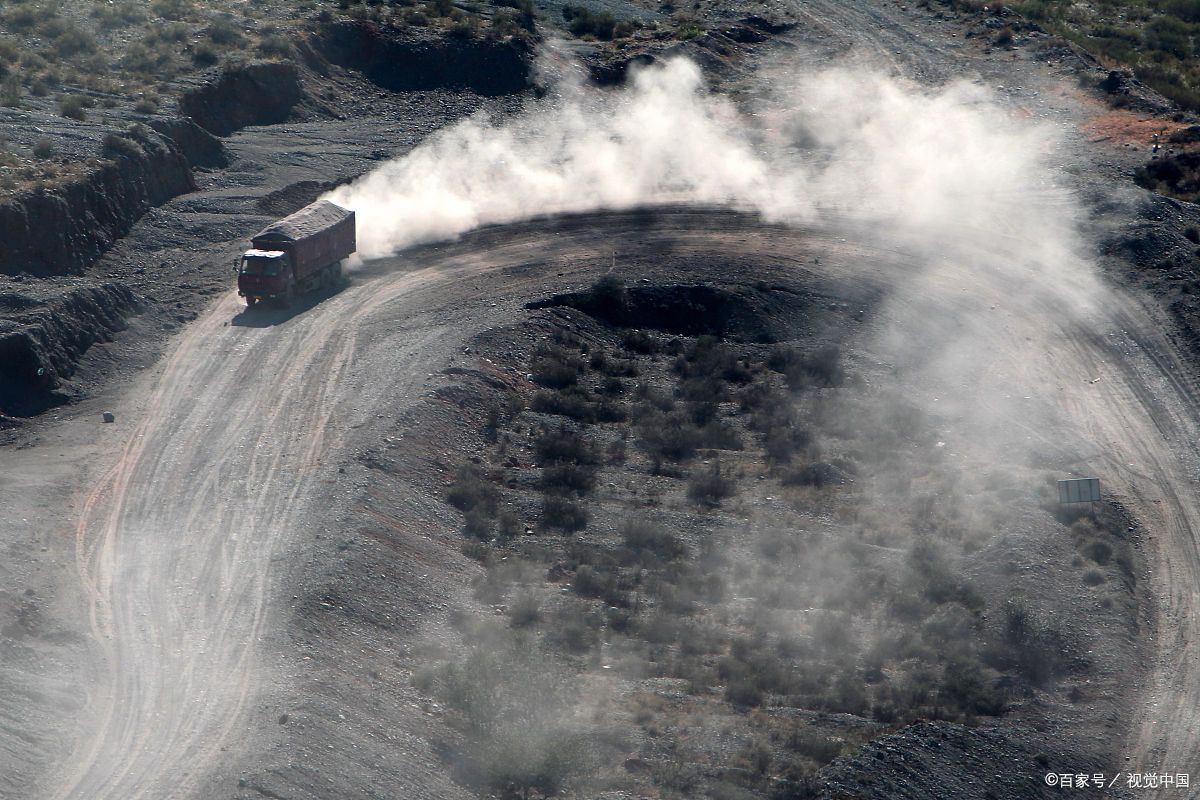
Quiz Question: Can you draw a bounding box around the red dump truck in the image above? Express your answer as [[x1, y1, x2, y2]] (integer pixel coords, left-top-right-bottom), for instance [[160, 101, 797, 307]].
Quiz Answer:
[[237, 200, 356, 307]]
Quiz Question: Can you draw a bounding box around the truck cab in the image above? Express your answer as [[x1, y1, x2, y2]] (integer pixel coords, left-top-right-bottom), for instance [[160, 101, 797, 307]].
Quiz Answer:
[[237, 249, 292, 306]]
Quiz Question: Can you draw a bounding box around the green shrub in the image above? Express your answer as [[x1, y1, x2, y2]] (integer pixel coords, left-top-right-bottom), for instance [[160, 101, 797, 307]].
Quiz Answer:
[[785, 728, 844, 762], [4, 7, 38, 33], [532, 348, 584, 389], [446, 465, 500, 515], [124, 42, 175, 76], [621, 329, 658, 354], [535, 425, 597, 465], [586, 274, 628, 316], [769, 344, 845, 389], [1082, 539, 1112, 565], [431, 647, 599, 797], [134, 97, 158, 114], [464, 508, 494, 540], [571, 564, 617, 600], [59, 95, 88, 121], [687, 461, 736, 507], [780, 462, 844, 488], [940, 657, 1006, 715], [1145, 15, 1191, 59], [1, 75, 21, 107], [192, 44, 219, 67], [93, 2, 146, 30], [621, 519, 684, 563], [151, 0, 195, 20], [32, 138, 55, 159], [508, 592, 541, 627], [541, 494, 588, 532], [992, 597, 1068, 686], [724, 674, 764, 707], [598, 354, 638, 378], [530, 388, 595, 422], [206, 17, 245, 46], [257, 34, 293, 58], [54, 26, 97, 58], [563, 5, 618, 39], [102, 133, 144, 160], [541, 463, 596, 495]]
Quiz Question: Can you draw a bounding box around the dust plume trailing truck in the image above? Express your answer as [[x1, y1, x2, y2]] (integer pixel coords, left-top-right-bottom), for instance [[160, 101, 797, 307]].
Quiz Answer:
[[237, 200, 356, 307]]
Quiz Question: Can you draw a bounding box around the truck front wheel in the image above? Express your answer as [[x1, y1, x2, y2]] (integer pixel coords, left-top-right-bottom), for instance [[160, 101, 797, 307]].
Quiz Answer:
[[279, 285, 294, 309]]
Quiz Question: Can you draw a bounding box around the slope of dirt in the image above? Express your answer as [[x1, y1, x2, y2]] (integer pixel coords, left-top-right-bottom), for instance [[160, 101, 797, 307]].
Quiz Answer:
[[177, 60, 306, 137], [0, 283, 140, 417], [528, 281, 830, 342], [0, 127, 194, 278], [313, 21, 533, 96]]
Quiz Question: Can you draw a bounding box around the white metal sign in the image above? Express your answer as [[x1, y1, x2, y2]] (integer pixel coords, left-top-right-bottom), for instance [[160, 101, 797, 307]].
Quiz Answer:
[[1058, 477, 1100, 504]]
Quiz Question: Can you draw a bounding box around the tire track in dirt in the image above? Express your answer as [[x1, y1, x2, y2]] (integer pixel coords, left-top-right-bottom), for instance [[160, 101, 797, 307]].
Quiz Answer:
[[54, 278, 418, 799]]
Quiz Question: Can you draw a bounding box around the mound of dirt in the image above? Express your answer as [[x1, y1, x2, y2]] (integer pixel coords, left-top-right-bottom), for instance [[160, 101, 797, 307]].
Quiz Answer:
[[148, 118, 229, 169], [314, 20, 531, 95], [0, 129, 194, 278], [527, 281, 822, 343], [179, 61, 305, 137], [0, 283, 140, 417], [256, 180, 342, 218], [584, 52, 657, 86]]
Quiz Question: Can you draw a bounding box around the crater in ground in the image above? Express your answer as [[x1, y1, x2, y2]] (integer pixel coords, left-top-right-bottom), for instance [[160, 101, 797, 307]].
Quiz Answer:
[[527, 281, 836, 343]]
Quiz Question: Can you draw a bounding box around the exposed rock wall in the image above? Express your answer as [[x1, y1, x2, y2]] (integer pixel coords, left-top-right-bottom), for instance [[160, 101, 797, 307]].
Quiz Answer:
[[0, 283, 139, 416], [148, 118, 229, 169], [178, 61, 304, 137], [0, 131, 194, 278], [314, 21, 530, 95]]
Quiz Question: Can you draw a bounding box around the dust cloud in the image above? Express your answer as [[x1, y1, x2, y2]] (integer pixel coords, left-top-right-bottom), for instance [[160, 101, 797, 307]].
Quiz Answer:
[[327, 56, 785, 256], [327, 52, 1098, 312]]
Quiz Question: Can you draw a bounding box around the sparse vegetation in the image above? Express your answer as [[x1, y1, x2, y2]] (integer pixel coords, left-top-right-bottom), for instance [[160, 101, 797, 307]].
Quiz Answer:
[[935, 0, 1200, 111], [561, 5, 625, 40], [414, 645, 602, 799], [58, 94, 89, 121], [425, 274, 1127, 799], [102, 133, 144, 160]]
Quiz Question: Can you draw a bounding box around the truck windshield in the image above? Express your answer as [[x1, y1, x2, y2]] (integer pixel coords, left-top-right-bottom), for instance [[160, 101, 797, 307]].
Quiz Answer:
[[241, 256, 282, 276]]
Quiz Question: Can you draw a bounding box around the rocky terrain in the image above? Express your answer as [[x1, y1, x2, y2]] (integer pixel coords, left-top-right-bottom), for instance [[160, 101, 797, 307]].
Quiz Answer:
[[2, 1, 1200, 800]]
